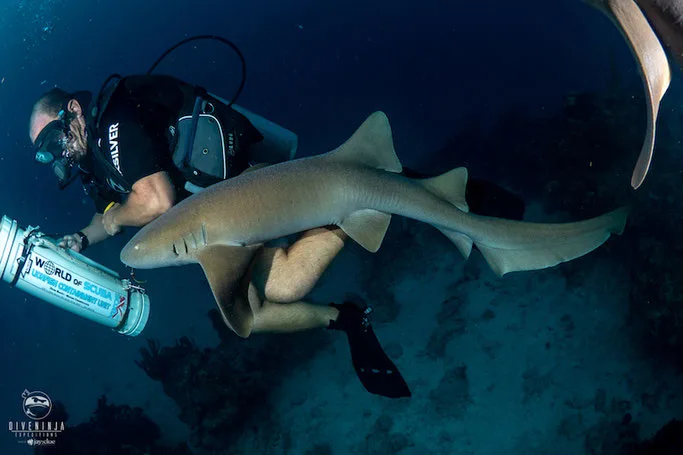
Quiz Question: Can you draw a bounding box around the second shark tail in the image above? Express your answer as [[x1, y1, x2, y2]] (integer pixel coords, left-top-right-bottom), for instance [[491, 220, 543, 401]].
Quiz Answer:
[[415, 167, 629, 277]]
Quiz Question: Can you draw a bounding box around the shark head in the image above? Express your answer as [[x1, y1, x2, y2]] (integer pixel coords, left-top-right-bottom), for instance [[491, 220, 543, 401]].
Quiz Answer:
[[120, 232, 168, 269], [120, 222, 191, 269]]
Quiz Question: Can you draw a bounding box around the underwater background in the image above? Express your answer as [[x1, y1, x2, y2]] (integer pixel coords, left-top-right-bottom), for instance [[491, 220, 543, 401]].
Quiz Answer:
[[1, 0, 683, 453]]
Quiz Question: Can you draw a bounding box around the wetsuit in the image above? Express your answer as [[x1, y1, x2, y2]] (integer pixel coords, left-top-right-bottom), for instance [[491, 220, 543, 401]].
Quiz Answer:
[[79, 75, 263, 213]]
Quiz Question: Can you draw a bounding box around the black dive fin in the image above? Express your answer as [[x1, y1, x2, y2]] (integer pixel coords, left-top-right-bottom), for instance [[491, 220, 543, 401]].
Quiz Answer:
[[329, 301, 411, 398]]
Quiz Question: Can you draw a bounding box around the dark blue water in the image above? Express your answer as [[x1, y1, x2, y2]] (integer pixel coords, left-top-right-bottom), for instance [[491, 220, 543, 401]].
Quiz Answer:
[[2, 0, 679, 454]]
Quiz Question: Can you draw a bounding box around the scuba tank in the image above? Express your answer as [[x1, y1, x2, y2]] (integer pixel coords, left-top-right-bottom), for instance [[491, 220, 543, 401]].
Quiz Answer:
[[0, 215, 149, 336]]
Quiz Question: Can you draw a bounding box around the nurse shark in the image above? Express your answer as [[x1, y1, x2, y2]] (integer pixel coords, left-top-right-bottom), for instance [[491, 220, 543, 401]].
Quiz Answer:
[[120, 111, 628, 337]]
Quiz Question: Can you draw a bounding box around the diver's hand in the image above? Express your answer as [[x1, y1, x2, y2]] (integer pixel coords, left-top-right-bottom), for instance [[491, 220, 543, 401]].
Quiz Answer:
[[58, 234, 85, 252], [102, 203, 122, 236]]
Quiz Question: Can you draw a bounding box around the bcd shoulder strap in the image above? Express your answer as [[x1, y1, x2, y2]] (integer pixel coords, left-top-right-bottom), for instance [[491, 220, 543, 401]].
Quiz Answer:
[[86, 74, 134, 193]]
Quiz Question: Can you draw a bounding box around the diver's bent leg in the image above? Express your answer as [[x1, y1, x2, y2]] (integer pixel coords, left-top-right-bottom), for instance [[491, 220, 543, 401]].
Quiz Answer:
[[251, 226, 347, 303], [250, 300, 339, 333]]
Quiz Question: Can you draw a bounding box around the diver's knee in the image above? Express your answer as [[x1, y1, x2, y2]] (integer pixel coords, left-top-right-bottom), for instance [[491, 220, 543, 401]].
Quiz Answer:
[[263, 280, 310, 304]]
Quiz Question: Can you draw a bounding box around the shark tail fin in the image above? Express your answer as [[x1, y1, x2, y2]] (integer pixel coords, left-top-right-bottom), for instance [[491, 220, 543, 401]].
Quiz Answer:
[[585, 0, 671, 189], [466, 207, 629, 277], [326, 111, 403, 173], [416, 166, 474, 259], [415, 166, 629, 273]]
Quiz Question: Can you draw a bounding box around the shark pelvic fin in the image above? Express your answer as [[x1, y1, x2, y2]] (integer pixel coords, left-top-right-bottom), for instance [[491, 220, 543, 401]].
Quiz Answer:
[[340, 209, 392, 252], [327, 111, 403, 173], [416, 166, 472, 259], [196, 244, 261, 338]]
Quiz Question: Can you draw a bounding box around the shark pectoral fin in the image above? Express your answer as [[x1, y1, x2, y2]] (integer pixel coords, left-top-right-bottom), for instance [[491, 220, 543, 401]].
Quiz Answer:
[[196, 244, 261, 338], [587, 0, 671, 189], [418, 166, 469, 212], [473, 207, 629, 277], [340, 209, 392, 252], [326, 111, 403, 173]]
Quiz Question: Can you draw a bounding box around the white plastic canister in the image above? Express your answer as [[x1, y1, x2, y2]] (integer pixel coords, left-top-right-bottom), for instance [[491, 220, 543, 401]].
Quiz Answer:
[[0, 216, 149, 336]]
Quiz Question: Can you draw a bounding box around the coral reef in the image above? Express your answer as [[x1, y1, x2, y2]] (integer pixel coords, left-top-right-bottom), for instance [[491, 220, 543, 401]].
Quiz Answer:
[[581, 384, 682, 454], [33, 397, 191, 455], [624, 419, 683, 455], [304, 443, 333, 455], [135, 308, 330, 452], [585, 413, 683, 454], [422, 293, 468, 360], [428, 364, 471, 419], [521, 367, 554, 404], [354, 414, 414, 454]]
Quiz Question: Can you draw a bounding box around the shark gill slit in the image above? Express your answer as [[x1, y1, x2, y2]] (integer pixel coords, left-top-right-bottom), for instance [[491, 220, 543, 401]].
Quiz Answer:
[[201, 223, 208, 246]]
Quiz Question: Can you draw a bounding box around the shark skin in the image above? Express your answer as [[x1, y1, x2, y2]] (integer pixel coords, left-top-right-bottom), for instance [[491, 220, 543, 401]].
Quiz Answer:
[[120, 111, 629, 337], [585, 0, 671, 189]]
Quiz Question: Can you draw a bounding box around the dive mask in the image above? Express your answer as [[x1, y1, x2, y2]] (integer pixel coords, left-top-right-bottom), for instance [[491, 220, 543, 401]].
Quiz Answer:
[[33, 107, 78, 188], [34, 108, 71, 164]]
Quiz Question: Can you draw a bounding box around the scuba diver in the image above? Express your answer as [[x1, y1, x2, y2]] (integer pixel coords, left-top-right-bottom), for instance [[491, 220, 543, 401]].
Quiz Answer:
[[26, 37, 524, 399], [27, 73, 414, 398]]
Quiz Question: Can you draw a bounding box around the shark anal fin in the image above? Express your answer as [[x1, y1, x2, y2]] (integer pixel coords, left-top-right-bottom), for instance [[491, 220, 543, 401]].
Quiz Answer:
[[196, 244, 261, 338], [326, 111, 403, 173], [340, 209, 392, 253], [437, 229, 473, 259]]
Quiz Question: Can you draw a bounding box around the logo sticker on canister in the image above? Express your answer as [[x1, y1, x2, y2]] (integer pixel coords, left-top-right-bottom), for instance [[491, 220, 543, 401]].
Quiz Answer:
[[23, 253, 121, 320]]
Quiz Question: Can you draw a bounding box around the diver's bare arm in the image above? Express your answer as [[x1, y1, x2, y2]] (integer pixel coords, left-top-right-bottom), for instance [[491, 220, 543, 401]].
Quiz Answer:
[[81, 213, 111, 245], [60, 213, 111, 250], [250, 226, 348, 303], [109, 171, 175, 228]]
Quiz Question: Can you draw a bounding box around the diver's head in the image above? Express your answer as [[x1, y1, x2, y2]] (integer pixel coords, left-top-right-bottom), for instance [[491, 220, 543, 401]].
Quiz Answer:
[[30, 88, 91, 187]]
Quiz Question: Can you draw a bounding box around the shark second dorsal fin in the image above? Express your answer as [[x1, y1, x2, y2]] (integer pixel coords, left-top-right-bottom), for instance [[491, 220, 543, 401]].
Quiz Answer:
[[418, 166, 469, 213], [415, 166, 472, 258], [326, 111, 403, 173], [196, 244, 261, 338]]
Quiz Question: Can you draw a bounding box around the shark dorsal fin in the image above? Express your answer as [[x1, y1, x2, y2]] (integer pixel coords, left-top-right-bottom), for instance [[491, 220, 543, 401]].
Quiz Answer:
[[196, 244, 260, 338], [326, 111, 403, 173]]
